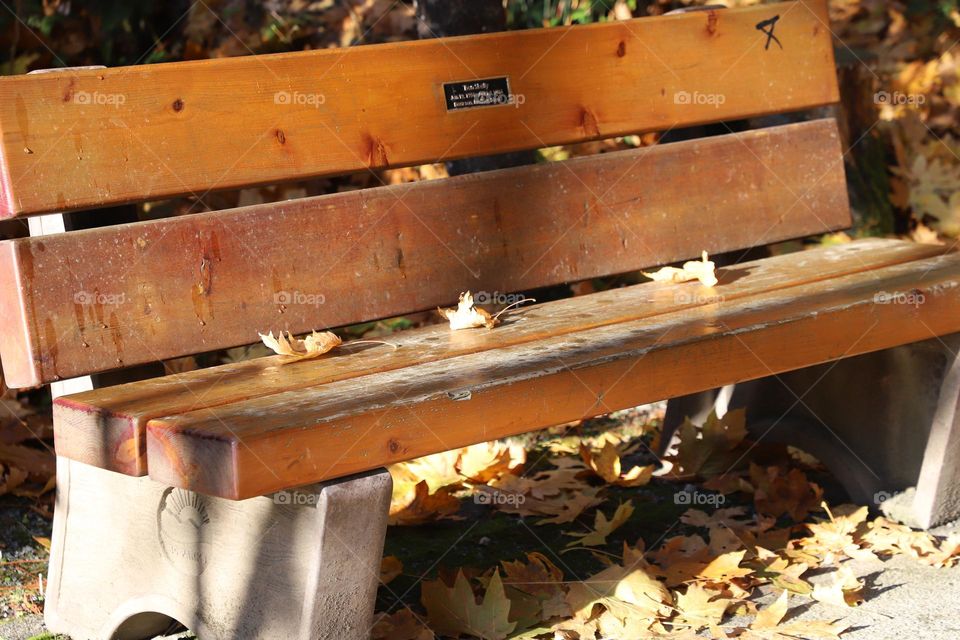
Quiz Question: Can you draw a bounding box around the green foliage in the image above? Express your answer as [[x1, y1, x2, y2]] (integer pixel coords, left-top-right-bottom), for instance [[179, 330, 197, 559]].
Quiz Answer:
[[506, 0, 637, 29]]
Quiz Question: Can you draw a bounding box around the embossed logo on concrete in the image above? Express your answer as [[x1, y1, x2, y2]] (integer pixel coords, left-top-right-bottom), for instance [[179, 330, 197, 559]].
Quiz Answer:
[[157, 487, 211, 576]]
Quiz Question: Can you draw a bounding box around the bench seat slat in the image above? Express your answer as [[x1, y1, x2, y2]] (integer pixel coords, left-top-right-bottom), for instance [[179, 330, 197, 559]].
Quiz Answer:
[[53, 239, 954, 490], [0, 1, 836, 218], [142, 244, 960, 499], [0, 120, 848, 388]]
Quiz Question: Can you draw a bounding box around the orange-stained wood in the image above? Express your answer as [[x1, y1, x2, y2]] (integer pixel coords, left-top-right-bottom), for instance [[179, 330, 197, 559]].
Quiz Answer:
[[0, 120, 849, 389], [0, 1, 837, 217], [53, 240, 952, 482], [142, 248, 960, 498], [53, 238, 937, 476]]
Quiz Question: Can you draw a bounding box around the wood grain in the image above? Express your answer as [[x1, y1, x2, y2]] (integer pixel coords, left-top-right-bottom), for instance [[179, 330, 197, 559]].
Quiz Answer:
[[53, 239, 950, 479], [0, 1, 837, 217], [1, 119, 849, 389], [142, 247, 960, 498]]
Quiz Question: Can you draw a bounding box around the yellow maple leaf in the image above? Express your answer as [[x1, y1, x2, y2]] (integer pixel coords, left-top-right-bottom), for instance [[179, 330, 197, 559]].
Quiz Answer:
[[811, 567, 865, 608], [388, 480, 462, 526], [421, 569, 516, 640], [579, 439, 655, 487], [564, 500, 635, 548], [672, 583, 735, 630]]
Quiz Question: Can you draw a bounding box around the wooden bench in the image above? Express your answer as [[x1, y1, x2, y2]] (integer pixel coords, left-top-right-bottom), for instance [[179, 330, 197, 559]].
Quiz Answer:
[[1, 1, 959, 637]]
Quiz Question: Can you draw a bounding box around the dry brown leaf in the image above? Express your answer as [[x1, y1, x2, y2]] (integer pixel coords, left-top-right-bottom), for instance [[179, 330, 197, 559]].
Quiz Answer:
[[421, 569, 516, 640], [643, 251, 719, 288], [564, 501, 634, 548], [536, 488, 605, 525], [457, 442, 525, 484], [811, 567, 865, 608], [371, 608, 435, 640], [438, 292, 496, 330], [566, 560, 672, 624], [380, 556, 403, 586], [751, 465, 824, 522], [259, 330, 342, 361], [670, 410, 748, 479], [753, 589, 789, 629], [579, 439, 654, 487], [388, 480, 461, 526], [672, 583, 735, 631]]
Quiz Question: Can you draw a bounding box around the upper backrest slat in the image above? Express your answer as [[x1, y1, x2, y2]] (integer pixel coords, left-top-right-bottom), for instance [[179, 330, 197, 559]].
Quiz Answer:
[[0, 0, 836, 218], [0, 119, 849, 388]]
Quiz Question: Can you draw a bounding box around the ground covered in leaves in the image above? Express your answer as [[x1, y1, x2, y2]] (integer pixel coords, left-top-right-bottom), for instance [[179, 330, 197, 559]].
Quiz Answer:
[[373, 406, 960, 640]]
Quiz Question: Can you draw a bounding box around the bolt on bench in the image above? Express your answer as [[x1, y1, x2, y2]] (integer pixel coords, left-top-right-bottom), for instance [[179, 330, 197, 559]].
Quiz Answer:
[[1, 1, 960, 638]]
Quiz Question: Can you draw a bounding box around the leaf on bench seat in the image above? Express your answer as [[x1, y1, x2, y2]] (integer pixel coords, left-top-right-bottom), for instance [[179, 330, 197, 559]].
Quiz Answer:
[[439, 291, 535, 331], [438, 292, 497, 330], [259, 330, 342, 360], [642, 251, 719, 287]]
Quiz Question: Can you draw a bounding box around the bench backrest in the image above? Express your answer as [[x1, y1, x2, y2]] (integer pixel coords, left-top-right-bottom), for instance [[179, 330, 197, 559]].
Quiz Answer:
[[0, 0, 847, 389]]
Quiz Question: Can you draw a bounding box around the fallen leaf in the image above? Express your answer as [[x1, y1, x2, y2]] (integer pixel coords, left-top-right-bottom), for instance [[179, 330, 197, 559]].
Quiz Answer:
[[672, 583, 735, 630], [565, 501, 634, 548], [372, 608, 435, 640], [422, 569, 517, 640], [579, 439, 654, 487], [566, 560, 672, 623], [259, 330, 342, 361], [753, 590, 789, 629], [439, 292, 496, 330], [751, 465, 824, 522], [381, 556, 403, 585], [643, 251, 719, 288], [536, 488, 605, 525], [389, 480, 461, 526], [671, 409, 748, 479], [501, 552, 570, 620], [811, 567, 864, 608]]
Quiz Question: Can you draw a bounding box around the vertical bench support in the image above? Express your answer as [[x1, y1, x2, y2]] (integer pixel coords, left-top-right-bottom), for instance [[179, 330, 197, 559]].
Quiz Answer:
[[45, 460, 391, 639], [665, 334, 960, 528]]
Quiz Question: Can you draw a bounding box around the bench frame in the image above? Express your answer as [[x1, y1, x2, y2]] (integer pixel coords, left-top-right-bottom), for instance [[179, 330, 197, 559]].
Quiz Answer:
[[0, 2, 957, 638]]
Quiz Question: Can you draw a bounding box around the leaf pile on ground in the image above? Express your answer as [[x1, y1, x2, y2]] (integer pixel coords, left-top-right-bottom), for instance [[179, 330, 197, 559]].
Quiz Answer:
[[376, 407, 960, 640]]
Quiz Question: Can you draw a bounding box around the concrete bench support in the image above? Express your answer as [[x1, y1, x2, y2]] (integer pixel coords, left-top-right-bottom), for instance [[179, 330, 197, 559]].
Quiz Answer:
[[665, 333, 960, 529], [44, 458, 391, 640]]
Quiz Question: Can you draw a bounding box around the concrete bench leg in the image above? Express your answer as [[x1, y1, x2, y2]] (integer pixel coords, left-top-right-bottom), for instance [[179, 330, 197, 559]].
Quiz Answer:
[[664, 333, 960, 529], [44, 458, 391, 640]]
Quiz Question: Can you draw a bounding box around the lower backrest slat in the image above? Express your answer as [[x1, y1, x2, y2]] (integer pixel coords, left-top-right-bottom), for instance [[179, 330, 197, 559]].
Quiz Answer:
[[0, 119, 849, 388]]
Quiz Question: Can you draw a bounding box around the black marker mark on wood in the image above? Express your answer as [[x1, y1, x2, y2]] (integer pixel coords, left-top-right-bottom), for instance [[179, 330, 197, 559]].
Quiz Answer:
[[756, 15, 783, 50]]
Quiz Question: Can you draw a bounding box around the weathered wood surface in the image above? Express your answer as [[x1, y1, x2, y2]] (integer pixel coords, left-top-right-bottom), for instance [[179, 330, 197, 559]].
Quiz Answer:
[[54, 239, 937, 477], [45, 457, 390, 640], [2, 120, 848, 389], [143, 247, 960, 499], [0, 1, 836, 217]]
